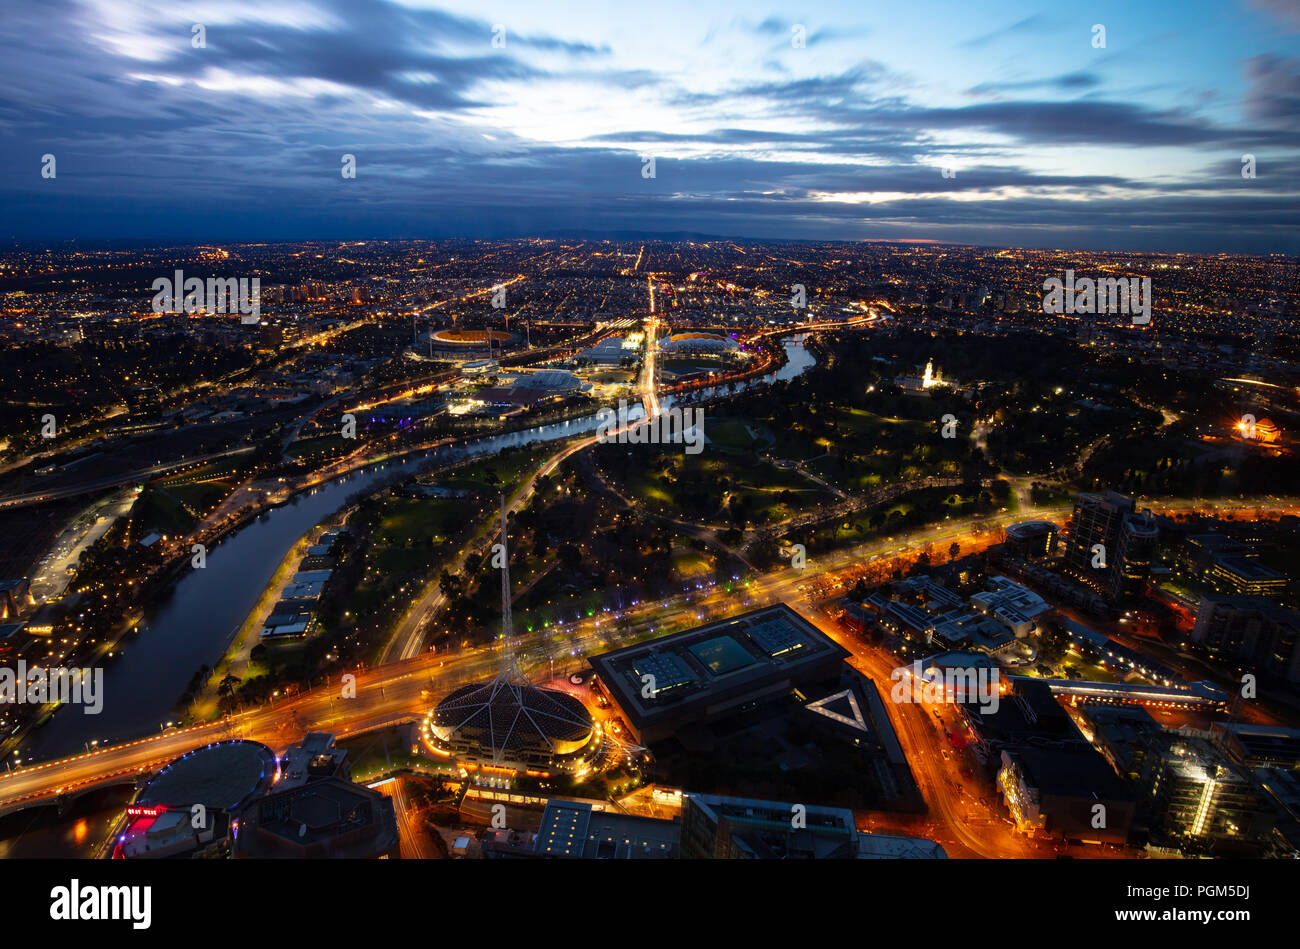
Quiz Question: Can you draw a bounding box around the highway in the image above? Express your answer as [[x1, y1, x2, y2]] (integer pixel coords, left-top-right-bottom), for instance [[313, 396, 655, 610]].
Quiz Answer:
[[0, 446, 256, 510], [641, 275, 661, 419], [4, 496, 1299, 862], [11, 498, 1290, 810]]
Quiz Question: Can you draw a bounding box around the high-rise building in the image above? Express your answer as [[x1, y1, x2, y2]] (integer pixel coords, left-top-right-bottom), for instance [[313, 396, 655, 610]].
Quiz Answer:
[[1191, 595, 1300, 681], [1141, 735, 1276, 851], [1208, 556, 1287, 598], [1062, 491, 1158, 602], [1116, 511, 1160, 598]]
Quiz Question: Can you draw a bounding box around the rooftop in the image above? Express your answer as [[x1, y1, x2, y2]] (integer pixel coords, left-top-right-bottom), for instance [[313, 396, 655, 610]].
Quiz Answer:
[[589, 604, 849, 736], [137, 740, 277, 811]]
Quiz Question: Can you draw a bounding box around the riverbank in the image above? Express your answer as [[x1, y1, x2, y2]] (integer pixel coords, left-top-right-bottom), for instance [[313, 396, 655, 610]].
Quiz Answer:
[[188, 526, 322, 721], [16, 338, 822, 761]]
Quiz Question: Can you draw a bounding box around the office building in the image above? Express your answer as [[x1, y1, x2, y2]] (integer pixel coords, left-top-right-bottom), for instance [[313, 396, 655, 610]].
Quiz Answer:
[[1062, 491, 1158, 602], [531, 799, 679, 859], [679, 792, 944, 859]]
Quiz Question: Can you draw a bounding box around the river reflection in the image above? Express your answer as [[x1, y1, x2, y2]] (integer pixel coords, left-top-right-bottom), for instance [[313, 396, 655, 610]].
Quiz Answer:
[[0, 786, 132, 858], [25, 338, 817, 760]]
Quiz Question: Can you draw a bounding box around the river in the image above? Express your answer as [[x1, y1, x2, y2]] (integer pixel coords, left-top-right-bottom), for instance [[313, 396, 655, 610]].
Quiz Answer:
[[24, 336, 818, 760]]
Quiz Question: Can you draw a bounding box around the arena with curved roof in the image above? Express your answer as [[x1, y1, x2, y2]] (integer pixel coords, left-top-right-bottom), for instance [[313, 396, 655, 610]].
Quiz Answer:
[[511, 369, 585, 392], [423, 677, 601, 776], [658, 332, 741, 356], [420, 499, 603, 778], [135, 739, 278, 812]]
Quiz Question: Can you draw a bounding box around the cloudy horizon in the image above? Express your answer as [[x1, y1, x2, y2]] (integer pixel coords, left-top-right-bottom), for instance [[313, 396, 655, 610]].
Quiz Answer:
[[1, 0, 1298, 253]]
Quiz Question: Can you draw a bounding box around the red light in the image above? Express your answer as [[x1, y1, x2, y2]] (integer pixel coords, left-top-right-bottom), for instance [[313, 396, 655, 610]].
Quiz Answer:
[[126, 805, 167, 817]]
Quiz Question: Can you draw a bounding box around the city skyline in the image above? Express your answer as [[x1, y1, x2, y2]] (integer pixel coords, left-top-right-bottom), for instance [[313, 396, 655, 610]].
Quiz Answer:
[[5, 1, 1300, 914]]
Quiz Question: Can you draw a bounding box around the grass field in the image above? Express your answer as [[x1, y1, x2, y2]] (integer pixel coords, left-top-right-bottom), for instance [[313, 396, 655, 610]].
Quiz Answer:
[[439, 443, 559, 493], [672, 548, 713, 578], [131, 484, 196, 535], [613, 451, 835, 524], [287, 433, 350, 461], [373, 497, 468, 546], [704, 417, 760, 453]]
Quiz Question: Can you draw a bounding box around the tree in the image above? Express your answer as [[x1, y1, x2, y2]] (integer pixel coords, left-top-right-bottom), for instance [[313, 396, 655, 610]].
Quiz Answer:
[[558, 543, 583, 570], [949, 542, 960, 562]]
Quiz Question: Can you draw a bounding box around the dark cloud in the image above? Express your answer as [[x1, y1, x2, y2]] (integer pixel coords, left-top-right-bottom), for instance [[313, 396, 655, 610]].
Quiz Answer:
[[1242, 54, 1300, 129], [808, 98, 1292, 148], [139, 0, 603, 112], [968, 72, 1102, 96], [0, 0, 1294, 254], [670, 64, 1282, 149], [669, 62, 898, 108], [1246, 0, 1300, 32]]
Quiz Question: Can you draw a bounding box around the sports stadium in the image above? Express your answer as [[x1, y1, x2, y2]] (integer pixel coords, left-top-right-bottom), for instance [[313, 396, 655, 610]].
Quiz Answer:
[[134, 739, 278, 811], [657, 332, 741, 356], [422, 676, 602, 777], [427, 327, 515, 348], [115, 739, 278, 858], [420, 499, 604, 778]]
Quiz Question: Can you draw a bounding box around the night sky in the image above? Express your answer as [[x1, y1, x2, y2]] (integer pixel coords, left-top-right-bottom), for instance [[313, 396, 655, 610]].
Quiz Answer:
[[1, 0, 1298, 251]]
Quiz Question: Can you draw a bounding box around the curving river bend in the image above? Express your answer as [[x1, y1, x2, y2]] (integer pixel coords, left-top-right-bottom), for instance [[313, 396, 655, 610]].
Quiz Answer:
[[26, 338, 817, 759]]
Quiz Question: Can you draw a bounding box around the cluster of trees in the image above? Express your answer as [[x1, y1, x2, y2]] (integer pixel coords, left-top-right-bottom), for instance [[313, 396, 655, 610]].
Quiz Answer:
[[0, 337, 254, 452]]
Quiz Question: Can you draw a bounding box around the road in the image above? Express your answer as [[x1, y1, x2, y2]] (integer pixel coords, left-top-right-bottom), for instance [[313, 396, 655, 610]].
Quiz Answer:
[[0, 502, 1103, 808], [797, 604, 1039, 858], [377, 775, 433, 859], [0, 446, 256, 510], [640, 275, 661, 419], [4, 497, 1299, 854], [385, 286, 750, 664], [380, 406, 668, 663], [28, 488, 139, 601]]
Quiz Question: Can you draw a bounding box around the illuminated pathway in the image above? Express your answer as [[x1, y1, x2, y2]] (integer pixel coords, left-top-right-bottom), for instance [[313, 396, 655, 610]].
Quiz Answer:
[[640, 274, 661, 419], [7, 497, 1297, 823]]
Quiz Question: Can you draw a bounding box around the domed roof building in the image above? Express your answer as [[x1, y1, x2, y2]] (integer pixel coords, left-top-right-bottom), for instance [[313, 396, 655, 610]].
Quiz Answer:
[[426, 677, 598, 775], [420, 497, 602, 777]]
